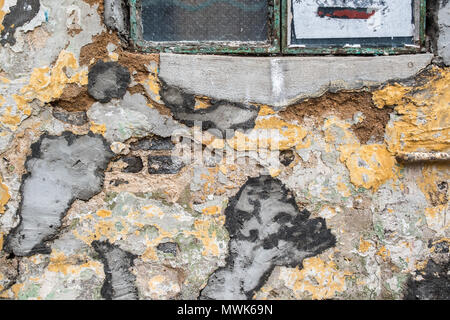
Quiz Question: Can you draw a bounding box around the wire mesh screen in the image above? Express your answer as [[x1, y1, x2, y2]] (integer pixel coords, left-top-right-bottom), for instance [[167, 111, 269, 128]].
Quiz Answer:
[[141, 0, 269, 42]]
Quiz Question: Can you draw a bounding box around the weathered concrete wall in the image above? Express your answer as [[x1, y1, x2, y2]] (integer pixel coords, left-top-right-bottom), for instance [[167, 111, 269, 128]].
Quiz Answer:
[[0, 0, 448, 300]]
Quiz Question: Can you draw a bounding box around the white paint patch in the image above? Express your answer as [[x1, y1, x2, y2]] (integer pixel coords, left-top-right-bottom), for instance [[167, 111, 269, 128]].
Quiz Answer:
[[291, 0, 414, 40]]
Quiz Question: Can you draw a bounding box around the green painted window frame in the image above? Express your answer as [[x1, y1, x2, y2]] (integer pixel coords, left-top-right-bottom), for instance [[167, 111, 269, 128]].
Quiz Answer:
[[282, 0, 427, 55], [129, 0, 281, 54], [129, 0, 426, 55]]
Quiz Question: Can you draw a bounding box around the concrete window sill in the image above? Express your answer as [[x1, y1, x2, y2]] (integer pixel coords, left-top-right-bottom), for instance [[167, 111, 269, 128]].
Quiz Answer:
[[159, 53, 433, 108]]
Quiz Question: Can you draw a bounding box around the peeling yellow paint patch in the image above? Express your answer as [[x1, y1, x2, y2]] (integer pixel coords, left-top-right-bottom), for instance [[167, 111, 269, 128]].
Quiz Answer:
[[47, 250, 103, 276], [279, 257, 349, 300], [186, 220, 219, 256], [194, 96, 211, 110], [11, 283, 24, 299], [376, 246, 390, 261], [227, 115, 308, 151], [0, 0, 5, 32], [20, 50, 88, 104], [143, 73, 162, 104], [0, 76, 10, 84], [337, 180, 351, 198], [0, 232, 3, 251], [372, 83, 410, 109], [96, 209, 112, 218], [202, 205, 220, 216], [0, 176, 10, 214], [269, 167, 281, 177], [358, 237, 372, 253], [90, 121, 106, 135], [258, 105, 276, 116], [0, 106, 21, 129], [339, 144, 397, 191], [378, 68, 450, 153]]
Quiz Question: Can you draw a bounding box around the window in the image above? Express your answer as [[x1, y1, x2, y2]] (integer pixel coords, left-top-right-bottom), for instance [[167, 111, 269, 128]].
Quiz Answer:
[[129, 0, 426, 55]]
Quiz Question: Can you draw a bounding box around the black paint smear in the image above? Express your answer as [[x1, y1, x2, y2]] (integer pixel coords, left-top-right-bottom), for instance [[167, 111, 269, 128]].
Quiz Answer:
[[4, 131, 113, 257], [92, 240, 138, 300], [405, 259, 450, 300], [88, 61, 131, 103], [200, 175, 336, 300], [0, 0, 40, 46], [159, 81, 259, 138]]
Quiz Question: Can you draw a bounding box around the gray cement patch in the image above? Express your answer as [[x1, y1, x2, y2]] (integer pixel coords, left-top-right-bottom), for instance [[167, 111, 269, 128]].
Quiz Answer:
[[200, 175, 336, 300], [88, 61, 131, 103], [159, 53, 433, 108], [92, 240, 138, 300], [5, 132, 113, 257]]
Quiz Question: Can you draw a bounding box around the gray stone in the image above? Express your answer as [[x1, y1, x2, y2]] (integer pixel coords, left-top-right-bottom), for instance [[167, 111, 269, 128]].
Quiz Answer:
[[92, 241, 138, 300], [148, 155, 185, 175], [130, 136, 175, 151], [157, 242, 179, 256], [5, 132, 113, 256], [117, 156, 143, 173], [87, 92, 185, 143], [52, 108, 88, 126], [159, 53, 433, 108], [200, 176, 336, 300], [438, 0, 450, 65], [88, 61, 130, 103]]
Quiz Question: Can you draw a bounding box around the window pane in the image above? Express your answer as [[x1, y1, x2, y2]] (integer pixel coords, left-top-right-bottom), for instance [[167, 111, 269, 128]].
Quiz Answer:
[[141, 0, 269, 42], [289, 0, 415, 47]]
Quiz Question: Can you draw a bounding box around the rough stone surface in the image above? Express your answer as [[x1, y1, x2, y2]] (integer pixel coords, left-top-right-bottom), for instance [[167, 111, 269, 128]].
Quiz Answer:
[[148, 155, 185, 174], [52, 108, 88, 126], [159, 53, 433, 107], [116, 156, 143, 173], [87, 92, 185, 143], [130, 136, 175, 151], [88, 61, 131, 103], [157, 242, 178, 256], [200, 176, 336, 300], [4, 133, 113, 256]]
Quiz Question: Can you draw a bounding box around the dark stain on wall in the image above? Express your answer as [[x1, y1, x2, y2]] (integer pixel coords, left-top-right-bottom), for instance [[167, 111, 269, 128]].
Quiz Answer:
[[157, 242, 179, 256], [130, 136, 175, 151], [4, 132, 113, 257], [116, 156, 143, 173], [159, 81, 259, 138], [405, 259, 450, 300], [0, 0, 40, 46], [88, 60, 131, 103], [200, 175, 336, 300], [92, 240, 138, 300], [148, 155, 185, 174]]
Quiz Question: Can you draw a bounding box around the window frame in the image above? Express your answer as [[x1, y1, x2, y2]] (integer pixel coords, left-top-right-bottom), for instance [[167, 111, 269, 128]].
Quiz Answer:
[[129, 0, 281, 54], [282, 0, 427, 55], [129, 0, 426, 55]]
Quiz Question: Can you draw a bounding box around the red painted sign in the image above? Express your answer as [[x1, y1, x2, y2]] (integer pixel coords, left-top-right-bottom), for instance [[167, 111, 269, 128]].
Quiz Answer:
[[317, 7, 377, 19]]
